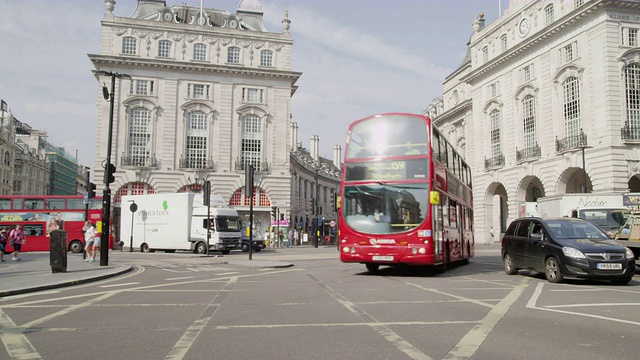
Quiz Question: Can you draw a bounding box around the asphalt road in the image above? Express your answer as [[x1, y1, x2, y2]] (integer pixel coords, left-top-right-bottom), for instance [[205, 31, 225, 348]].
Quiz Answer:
[[0, 245, 638, 360]]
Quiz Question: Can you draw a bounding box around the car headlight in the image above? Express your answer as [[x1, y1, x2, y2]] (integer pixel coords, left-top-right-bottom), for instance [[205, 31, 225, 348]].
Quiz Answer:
[[562, 246, 586, 259], [626, 247, 635, 260]]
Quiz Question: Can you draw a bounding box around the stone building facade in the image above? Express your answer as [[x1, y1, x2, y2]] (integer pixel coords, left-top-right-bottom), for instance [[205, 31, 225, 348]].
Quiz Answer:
[[427, 0, 640, 243]]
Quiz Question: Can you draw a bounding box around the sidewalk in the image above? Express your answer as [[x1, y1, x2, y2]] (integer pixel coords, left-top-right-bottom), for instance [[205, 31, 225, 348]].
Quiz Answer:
[[0, 252, 133, 298]]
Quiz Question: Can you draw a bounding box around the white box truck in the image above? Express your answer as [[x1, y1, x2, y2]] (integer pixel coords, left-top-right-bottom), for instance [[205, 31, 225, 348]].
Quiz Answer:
[[536, 193, 625, 218], [120, 193, 242, 254]]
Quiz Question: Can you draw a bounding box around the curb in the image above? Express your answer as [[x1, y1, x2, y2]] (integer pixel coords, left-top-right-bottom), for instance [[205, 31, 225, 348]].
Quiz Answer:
[[0, 265, 135, 298]]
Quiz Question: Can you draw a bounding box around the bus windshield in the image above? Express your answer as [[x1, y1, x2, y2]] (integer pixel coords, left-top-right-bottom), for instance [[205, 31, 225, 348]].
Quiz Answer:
[[343, 183, 429, 235], [346, 114, 429, 158]]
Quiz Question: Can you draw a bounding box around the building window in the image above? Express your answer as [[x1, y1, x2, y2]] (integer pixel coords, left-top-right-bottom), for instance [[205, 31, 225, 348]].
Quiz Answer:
[[122, 37, 137, 55], [227, 47, 240, 64], [260, 50, 273, 67], [563, 76, 582, 139], [545, 4, 554, 26], [186, 111, 208, 168], [130, 80, 154, 95], [193, 43, 207, 61], [482, 47, 488, 63], [241, 114, 262, 169], [559, 42, 578, 64], [625, 63, 640, 129], [158, 40, 172, 58], [242, 88, 263, 103], [187, 84, 210, 99], [490, 109, 502, 158], [521, 64, 535, 83], [500, 34, 507, 53], [523, 95, 537, 149], [630, 29, 639, 47], [574, 0, 584, 8], [128, 108, 151, 165], [488, 82, 499, 98]]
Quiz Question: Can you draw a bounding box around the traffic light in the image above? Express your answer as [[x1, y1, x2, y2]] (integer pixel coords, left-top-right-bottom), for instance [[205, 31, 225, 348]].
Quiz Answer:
[[271, 206, 277, 220], [333, 193, 340, 211], [203, 180, 211, 206], [106, 163, 116, 184], [280, 213, 284, 221], [88, 182, 97, 198]]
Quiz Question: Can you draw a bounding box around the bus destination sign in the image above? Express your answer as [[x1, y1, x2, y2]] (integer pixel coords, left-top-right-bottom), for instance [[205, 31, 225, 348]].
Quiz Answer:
[[345, 159, 428, 181]]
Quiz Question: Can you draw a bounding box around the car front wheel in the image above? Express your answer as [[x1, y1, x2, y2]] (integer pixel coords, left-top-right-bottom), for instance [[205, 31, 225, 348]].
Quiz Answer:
[[503, 253, 518, 275], [545, 257, 564, 283], [611, 277, 633, 285]]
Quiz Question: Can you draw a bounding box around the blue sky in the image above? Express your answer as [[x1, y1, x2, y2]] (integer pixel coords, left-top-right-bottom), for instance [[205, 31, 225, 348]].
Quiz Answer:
[[0, 0, 507, 168]]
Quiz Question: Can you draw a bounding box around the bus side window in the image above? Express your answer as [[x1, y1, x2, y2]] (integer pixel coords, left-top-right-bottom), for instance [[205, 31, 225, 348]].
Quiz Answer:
[[432, 130, 441, 162], [442, 196, 450, 227]]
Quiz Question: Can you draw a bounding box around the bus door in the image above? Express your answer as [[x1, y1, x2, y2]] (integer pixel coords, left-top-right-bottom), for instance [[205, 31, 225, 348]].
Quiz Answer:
[[432, 198, 443, 259]]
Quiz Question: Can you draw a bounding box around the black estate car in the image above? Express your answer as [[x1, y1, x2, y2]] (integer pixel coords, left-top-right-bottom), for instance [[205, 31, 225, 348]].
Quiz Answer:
[[501, 217, 635, 285]]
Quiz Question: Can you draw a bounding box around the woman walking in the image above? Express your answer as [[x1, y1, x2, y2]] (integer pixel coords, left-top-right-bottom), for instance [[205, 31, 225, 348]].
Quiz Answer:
[[9, 224, 25, 261]]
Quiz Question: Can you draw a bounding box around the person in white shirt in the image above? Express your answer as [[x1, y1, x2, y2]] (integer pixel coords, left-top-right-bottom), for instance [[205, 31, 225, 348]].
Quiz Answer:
[[83, 221, 99, 262]]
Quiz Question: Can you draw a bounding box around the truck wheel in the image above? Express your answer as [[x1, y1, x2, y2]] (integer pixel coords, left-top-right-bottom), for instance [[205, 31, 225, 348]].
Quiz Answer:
[[140, 243, 150, 253], [68, 240, 83, 253], [241, 243, 249, 252], [221, 250, 231, 255], [195, 242, 207, 254]]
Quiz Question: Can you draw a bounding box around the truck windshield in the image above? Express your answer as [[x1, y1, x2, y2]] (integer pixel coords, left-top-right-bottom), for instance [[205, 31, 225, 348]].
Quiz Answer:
[[215, 216, 241, 232]]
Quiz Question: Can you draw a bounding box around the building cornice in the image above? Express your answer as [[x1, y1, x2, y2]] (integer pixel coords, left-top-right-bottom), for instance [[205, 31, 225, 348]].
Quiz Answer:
[[89, 54, 302, 83], [461, 0, 618, 84]]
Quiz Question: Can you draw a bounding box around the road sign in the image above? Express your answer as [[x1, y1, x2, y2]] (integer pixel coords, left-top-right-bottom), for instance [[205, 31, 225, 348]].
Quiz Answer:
[[83, 192, 89, 205], [329, 220, 336, 227]]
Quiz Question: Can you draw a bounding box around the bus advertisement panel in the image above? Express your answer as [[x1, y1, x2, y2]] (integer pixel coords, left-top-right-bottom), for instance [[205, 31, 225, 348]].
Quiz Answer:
[[0, 195, 108, 253], [338, 113, 474, 273]]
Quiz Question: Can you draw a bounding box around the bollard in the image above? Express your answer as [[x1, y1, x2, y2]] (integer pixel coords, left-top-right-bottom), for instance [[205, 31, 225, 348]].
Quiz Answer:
[[50, 230, 67, 273]]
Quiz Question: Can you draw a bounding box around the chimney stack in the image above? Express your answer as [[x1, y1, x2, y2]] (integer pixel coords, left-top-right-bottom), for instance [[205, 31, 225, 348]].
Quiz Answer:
[[290, 121, 298, 152], [332, 145, 342, 168], [310, 135, 319, 161]]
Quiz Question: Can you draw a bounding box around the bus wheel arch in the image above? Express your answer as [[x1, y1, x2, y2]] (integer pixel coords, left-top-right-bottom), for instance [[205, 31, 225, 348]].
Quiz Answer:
[[68, 240, 83, 254]]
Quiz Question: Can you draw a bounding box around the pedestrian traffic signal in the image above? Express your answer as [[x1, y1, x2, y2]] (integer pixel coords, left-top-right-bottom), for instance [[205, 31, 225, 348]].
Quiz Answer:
[[88, 182, 97, 198], [271, 206, 277, 220], [106, 163, 116, 184]]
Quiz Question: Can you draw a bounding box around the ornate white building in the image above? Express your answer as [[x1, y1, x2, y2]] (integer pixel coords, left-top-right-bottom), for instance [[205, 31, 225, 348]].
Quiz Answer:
[[427, 0, 640, 243], [89, 0, 301, 239]]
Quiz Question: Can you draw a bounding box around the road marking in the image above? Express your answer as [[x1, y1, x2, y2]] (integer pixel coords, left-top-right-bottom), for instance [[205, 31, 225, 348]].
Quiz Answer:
[[165, 276, 195, 281], [308, 273, 432, 360], [0, 291, 60, 301], [0, 308, 42, 360], [99, 282, 140, 288], [527, 282, 640, 326], [443, 278, 530, 359], [21, 292, 116, 328], [400, 281, 495, 310], [164, 277, 237, 360], [546, 303, 640, 308]]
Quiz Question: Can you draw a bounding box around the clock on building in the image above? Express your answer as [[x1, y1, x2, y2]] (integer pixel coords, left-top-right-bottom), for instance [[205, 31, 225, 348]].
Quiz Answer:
[[163, 11, 173, 22], [518, 17, 530, 36], [228, 18, 238, 29]]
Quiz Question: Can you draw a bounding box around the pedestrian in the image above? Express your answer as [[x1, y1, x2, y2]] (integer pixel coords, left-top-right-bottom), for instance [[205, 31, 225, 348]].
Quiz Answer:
[[9, 224, 26, 261], [293, 229, 299, 246], [0, 228, 7, 262], [47, 218, 59, 235], [288, 229, 294, 248], [83, 221, 99, 262]]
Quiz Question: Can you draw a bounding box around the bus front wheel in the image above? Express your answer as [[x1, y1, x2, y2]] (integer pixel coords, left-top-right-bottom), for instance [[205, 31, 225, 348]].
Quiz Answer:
[[365, 263, 380, 273]]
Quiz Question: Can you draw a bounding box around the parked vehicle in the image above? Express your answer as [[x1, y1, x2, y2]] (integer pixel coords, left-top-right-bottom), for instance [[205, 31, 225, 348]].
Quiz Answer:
[[611, 210, 640, 267], [120, 193, 242, 254], [501, 217, 635, 284], [536, 193, 625, 218]]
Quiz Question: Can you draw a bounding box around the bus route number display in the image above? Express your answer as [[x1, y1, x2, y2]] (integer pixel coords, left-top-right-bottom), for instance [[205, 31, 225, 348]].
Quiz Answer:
[[345, 160, 427, 181]]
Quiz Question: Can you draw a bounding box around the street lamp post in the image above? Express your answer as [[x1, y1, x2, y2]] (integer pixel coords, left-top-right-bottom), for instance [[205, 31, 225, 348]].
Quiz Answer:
[[96, 70, 130, 266], [314, 163, 319, 248], [577, 129, 591, 194]]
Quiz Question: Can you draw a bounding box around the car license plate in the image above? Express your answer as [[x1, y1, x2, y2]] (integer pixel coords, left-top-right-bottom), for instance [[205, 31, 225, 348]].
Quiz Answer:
[[597, 263, 622, 270], [373, 255, 393, 261]]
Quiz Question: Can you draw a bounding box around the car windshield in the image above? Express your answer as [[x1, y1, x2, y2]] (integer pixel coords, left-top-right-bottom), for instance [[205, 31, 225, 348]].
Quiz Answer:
[[546, 220, 609, 240]]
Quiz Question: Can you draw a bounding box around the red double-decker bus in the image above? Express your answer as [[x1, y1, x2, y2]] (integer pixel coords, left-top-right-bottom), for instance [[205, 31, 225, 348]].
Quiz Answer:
[[339, 113, 474, 273], [0, 195, 105, 253]]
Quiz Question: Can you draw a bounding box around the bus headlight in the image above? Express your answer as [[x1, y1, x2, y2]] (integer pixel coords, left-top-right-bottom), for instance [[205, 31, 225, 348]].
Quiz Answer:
[[411, 248, 418, 254], [418, 248, 426, 254], [342, 246, 350, 253]]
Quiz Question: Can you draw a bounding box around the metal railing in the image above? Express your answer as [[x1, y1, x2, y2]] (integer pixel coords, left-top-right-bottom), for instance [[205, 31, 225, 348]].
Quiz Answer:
[[179, 158, 216, 171], [484, 154, 505, 170], [516, 144, 541, 162], [556, 130, 587, 153], [120, 155, 158, 168], [235, 160, 269, 173], [621, 125, 640, 141]]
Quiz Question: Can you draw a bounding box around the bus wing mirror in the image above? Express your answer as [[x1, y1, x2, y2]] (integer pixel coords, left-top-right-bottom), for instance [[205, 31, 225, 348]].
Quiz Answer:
[[430, 191, 440, 205]]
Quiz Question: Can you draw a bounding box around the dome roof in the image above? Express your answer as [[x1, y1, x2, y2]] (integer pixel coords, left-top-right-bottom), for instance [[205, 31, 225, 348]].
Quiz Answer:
[[237, 0, 263, 13]]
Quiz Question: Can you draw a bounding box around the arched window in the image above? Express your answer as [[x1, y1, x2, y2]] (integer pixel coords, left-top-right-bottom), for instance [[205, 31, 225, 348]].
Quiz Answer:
[[227, 46, 240, 63], [128, 108, 151, 166], [562, 76, 581, 141], [186, 111, 208, 168], [625, 63, 640, 131], [122, 36, 137, 55], [490, 109, 502, 158], [522, 95, 537, 149]]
